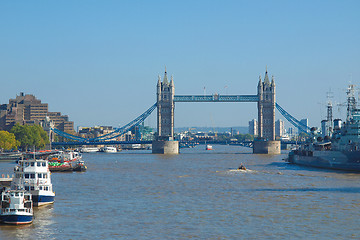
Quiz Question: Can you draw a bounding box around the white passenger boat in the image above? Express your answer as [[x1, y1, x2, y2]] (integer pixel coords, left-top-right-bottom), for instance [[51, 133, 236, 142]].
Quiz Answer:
[[80, 147, 99, 153], [11, 159, 55, 207], [206, 144, 213, 150], [0, 189, 33, 225], [102, 146, 117, 153]]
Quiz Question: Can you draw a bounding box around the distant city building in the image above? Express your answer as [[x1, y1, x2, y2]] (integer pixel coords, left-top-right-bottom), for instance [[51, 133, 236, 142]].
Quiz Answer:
[[288, 127, 295, 138], [321, 120, 329, 137], [248, 119, 258, 136], [299, 118, 309, 133], [333, 119, 342, 130], [275, 119, 285, 137], [0, 92, 74, 132], [78, 126, 126, 141]]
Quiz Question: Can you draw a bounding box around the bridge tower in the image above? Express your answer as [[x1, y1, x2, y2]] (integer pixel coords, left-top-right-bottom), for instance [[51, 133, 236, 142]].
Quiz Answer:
[[254, 69, 280, 154], [257, 69, 276, 140], [152, 68, 179, 154]]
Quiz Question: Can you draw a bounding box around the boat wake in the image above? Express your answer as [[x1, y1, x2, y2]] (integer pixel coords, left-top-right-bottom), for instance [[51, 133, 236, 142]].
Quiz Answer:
[[216, 169, 256, 174]]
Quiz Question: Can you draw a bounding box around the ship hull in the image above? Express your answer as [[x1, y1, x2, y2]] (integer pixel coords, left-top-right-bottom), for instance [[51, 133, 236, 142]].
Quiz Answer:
[[0, 214, 33, 225], [32, 194, 55, 207], [288, 150, 360, 172]]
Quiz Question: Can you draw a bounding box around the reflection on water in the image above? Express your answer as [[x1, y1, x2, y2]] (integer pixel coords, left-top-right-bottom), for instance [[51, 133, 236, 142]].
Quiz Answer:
[[1, 145, 360, 239]]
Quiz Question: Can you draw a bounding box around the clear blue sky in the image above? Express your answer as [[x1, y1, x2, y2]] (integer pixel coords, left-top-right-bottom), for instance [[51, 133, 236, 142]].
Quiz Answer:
[[0, 1, 359, 130]]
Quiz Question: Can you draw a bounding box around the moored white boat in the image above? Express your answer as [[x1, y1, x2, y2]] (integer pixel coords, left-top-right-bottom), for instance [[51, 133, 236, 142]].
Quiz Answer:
[[0, 152, 22, 161], [11, 159, 55, 207], [80, 147, 99, 153], [206, 144, 213, 150], [0, 189, 33, 225], [102, 146, 117, 153]]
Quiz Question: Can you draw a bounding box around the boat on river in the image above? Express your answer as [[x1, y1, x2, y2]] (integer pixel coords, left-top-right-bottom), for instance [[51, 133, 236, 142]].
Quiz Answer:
[[48, 150, 85, 172], [48, 159, 87, 172], [11, 159, 55, 206], [206, 144, 213, 150], [287, 85, 360, 172], [100, 146, 117, 153], [80, 147, 99, 153], [0, 152, 22, 161], [0, 189, 33, 225]]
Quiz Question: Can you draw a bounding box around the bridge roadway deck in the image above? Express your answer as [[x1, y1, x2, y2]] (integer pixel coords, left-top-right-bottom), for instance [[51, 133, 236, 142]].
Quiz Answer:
[[174, 95, 259, 102], [52, 140, 301, 146]]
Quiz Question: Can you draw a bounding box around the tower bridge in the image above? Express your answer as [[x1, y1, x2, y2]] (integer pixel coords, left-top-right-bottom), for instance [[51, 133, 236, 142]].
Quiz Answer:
[[153, 69, 279, 154], [51, 69, 310, 154]]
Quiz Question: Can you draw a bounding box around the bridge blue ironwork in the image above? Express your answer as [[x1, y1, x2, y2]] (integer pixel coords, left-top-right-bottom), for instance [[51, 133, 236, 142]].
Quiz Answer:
[[52, 139, 302, 147], [51, 103, 157, 143], [174, 95, 259, 102], [52, 140, 153, 146], [275, 103, 311, 133], [51, 98, 310, 144]]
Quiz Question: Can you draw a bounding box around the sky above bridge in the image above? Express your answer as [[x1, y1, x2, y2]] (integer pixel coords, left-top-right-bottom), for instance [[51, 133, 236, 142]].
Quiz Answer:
[[0, 1, 359, 131]]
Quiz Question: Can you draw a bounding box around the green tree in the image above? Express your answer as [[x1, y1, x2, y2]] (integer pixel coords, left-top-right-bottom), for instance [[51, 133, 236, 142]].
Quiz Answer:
[[10, 124, 49, 150], [0, 131, 19, 152]]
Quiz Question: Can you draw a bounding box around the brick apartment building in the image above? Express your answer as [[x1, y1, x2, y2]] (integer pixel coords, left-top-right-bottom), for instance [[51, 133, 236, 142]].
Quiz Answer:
[[0, 92, 74, 132]]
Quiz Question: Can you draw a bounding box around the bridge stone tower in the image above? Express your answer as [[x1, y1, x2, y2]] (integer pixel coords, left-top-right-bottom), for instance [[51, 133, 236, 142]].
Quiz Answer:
[[157, 69, 175, 140], [254, 69, 281, 154], [152, 68, 179, 154], [257, 69, 275, 140]]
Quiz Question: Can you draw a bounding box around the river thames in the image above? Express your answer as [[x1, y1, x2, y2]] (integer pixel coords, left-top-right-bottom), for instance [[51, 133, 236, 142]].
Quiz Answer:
[[0, 145, 359, 239]]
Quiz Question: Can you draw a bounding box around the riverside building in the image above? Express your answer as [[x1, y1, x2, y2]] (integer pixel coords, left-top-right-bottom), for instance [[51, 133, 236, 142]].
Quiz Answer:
[[0, 92, 74, 132]]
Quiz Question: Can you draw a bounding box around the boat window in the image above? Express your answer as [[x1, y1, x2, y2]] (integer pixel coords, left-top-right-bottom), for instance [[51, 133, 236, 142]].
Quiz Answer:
[[38, 173, 42, 178], [10, 209, 15, 212], [31, 162, 35, 167], [25, 186, 29, 191], [44, 174, 47, 179], [45, 186, 48, 191], [42, 162, 46, 167], [25, 162, 29, 167], [30, 186, 34, 191], [15, 192, 19, 196], [39, 186, 43, 190], [25, 174, 29, 179], [30, 174, 35, 179], [37, 162, 41, 167]]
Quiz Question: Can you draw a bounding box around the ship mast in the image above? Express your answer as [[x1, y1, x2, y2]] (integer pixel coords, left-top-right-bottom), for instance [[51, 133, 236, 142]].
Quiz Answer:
[[346, 84, 356, 122], [326, 89, 333, 136]]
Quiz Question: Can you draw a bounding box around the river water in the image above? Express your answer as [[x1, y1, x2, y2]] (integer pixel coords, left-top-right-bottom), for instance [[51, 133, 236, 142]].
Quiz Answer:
[[0, 145, 359, 239]]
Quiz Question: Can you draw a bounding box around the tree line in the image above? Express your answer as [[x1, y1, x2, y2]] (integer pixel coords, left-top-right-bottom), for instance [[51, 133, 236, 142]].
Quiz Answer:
[[0, 124, 49, 152]]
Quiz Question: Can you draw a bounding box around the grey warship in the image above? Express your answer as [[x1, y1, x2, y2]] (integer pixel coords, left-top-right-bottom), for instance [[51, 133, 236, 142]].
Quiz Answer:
[[287, 85, 360, 172]]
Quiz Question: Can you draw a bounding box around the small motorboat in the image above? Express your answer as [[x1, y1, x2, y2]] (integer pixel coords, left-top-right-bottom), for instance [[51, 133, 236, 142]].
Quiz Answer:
[[238, 163, 247, 170], [72, 160, 87, 172]]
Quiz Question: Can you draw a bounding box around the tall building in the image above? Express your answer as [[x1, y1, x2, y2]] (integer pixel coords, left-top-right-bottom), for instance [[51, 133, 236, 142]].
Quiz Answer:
[[257, 69, 276, 140], [248, 119, 258, 136], [299, 118, 309, 133], [0, 92, 74, 132], [275, 119, 285, 137], [321, 120, 329, 137]]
